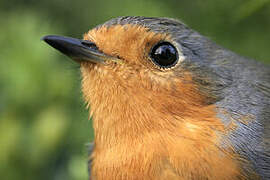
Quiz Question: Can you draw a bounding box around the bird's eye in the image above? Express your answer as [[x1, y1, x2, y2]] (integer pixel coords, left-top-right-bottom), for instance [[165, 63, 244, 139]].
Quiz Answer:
[[150, 42, 178, 69]]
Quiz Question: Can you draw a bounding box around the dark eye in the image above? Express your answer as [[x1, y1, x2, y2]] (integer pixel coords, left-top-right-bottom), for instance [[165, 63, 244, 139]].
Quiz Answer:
[[150, 42, 178, 68]]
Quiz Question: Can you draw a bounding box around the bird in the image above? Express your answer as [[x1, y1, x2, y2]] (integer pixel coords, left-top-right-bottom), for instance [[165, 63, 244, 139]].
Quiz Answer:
[[42, 16, 270, 180]]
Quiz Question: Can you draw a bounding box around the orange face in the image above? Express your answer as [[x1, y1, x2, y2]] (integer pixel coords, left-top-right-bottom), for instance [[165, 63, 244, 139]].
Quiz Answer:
[[85, 25, 173, 67], [80, 24, 225, 147]]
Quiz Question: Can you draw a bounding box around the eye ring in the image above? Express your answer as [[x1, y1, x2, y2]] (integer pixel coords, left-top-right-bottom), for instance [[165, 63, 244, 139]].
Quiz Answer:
[[150, 41, 178, 69]]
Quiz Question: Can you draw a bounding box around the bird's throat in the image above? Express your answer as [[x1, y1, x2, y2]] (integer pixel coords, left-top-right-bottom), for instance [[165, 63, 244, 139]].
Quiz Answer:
[[80, 63, 247, 180]]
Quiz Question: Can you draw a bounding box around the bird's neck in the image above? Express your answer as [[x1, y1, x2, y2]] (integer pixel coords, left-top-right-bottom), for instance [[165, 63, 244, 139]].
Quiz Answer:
[[80, 64, 223, 147], [81, 65, 247, 180], [88, 81, 170, 148]]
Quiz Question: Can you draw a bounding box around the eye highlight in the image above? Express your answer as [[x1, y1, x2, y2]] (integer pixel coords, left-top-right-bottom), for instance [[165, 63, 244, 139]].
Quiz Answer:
[[150, 42, 178, 69]]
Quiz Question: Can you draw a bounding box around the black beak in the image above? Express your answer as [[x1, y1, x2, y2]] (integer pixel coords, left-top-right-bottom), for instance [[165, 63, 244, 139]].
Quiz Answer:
[[42, 35, 116, 64]]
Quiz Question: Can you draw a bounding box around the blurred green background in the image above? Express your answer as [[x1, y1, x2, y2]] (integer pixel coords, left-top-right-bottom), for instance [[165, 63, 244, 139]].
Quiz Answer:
[[0, 0, 269, 179]]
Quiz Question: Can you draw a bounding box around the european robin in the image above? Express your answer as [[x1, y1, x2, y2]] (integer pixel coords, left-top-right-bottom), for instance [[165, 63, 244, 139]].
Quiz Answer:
[[42, 16, 270, 180]]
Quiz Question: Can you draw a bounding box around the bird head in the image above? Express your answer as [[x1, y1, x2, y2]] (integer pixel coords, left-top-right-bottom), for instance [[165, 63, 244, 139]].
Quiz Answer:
[[43, 17, 230, 146], [42, 17, 267, 179]]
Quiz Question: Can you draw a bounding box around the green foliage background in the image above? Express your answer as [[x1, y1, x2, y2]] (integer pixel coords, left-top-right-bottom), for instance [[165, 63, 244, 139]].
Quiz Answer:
[[0, 0, 269, 179]]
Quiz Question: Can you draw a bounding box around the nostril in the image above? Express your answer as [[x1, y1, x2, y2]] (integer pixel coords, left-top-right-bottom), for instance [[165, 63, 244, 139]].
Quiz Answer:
[[81, 40, 99, 52]]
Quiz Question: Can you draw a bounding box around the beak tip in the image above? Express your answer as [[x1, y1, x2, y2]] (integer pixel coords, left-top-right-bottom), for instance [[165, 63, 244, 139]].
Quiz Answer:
[[41, 35, 54, 45], [41, 36, 46, 41], [41, 34, 111, 64]]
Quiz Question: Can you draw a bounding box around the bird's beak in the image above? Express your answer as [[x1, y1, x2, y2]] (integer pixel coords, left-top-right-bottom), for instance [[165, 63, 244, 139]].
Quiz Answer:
[[42, 35, 116, 64]]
